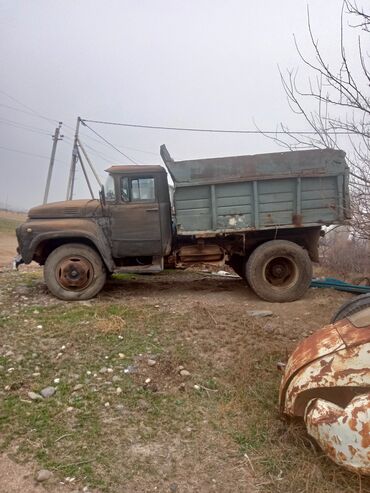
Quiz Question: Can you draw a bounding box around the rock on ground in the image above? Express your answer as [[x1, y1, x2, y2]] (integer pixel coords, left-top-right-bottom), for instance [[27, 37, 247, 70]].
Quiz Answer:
[[247, 310, 273, 318], [35, 469, 53, 482], [40, 386, 56, 398], [27, 391, 42, 401]]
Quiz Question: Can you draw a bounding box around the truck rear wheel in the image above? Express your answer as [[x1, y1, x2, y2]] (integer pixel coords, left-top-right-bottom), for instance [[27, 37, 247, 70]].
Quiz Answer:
[[245, 240, 312, 302], [44, 243, 106, 301]]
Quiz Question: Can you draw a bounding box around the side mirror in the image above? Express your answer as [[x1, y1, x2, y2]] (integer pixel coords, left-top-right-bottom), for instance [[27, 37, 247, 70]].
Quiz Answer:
[[99, 185, 106, 206]]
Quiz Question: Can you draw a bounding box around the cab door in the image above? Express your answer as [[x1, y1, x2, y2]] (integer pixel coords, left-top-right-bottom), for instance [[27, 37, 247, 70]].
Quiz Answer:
[[109, 175, 162, 258]]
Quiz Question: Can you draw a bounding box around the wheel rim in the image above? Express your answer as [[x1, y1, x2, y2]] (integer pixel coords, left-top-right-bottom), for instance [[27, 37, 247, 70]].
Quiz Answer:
[[263, 256, 298, 288], [56, 255, 94, 291]]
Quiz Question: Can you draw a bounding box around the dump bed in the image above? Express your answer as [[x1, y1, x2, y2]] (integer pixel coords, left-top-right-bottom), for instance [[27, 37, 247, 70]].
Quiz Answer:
[[160, 146, 350, 235]]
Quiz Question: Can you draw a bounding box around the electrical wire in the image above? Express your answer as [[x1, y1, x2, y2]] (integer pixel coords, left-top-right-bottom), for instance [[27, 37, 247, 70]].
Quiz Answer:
[[0, 102, 49, 118], [82, 118, 359, 135], [0, 118, 52, 136], [0, 89, 58, 125], [0, 144, 62, 161], [79, 131, 157, 157], [81, 121, 137, 164], [81, 142, 118, 163], [0, 94, 137, 163], [63, 135, 117, 163]]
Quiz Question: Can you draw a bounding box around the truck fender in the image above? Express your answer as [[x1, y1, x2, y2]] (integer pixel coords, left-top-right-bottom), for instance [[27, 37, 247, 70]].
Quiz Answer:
[[21, 219, 115, 272]]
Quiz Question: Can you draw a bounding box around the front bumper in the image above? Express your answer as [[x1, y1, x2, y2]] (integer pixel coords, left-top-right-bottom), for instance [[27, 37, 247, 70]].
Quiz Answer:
[[13, 254, 24, 270]]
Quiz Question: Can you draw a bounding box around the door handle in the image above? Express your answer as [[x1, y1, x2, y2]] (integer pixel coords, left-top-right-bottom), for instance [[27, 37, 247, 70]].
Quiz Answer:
[[146, 207, 159, 212]]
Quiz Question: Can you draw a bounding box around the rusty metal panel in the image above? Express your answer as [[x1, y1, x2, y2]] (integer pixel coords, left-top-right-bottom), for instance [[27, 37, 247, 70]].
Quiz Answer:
[[162, 146, 349, 235], [163, 147, 348, 185], [283, 342, 370, 416], [305, 393, 370, 475], [215, 181, 253, 230], [176, 244, 224, 263], [280, 318, 370, 416], [279, 312, 370, 474]]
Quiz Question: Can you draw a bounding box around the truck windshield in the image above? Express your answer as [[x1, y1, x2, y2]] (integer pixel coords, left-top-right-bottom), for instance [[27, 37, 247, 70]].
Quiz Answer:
[[105, 175, 116, 202]]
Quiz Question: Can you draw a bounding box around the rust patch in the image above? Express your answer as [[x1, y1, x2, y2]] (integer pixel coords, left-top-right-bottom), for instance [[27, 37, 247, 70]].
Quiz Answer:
[[292, 213, 303, 227], [348, 445, 357, 457], [360, 421, 370, 448], [338, 451, 347, 461], [336, 324, 370, 347]]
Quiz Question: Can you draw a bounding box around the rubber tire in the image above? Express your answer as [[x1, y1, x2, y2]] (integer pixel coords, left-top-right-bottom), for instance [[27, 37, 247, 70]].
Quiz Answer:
[[245, 240, 312, 302], [44, 243, 106, 301], [228, 255, 246, 279], [331, 293, 370, 323]]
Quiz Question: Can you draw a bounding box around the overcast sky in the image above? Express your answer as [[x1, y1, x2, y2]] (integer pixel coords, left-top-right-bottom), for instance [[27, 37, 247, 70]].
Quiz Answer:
[[0, 0, 355, 209]]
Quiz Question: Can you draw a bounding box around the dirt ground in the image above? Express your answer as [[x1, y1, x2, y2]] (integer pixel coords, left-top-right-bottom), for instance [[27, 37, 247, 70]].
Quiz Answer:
[[0, 210, 25, 267], [0, 454, 70, 493], [0, 234, 17, 267], [0, 219, 369, 493]]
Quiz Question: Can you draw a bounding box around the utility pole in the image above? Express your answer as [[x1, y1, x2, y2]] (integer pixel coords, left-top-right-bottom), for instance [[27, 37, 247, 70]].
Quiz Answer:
[[43, 122, 63, 204], [77, 138, 103, 187], [66, 117, 81, 200], [76, 147, 95, 198]]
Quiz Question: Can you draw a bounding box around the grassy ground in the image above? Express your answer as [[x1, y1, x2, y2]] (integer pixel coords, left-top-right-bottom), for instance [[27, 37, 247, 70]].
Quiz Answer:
[[0, 268, 368, 493], [0, 216, 23, 234]]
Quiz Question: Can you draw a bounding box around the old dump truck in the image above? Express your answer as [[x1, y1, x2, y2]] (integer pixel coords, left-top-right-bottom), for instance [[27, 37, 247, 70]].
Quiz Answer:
[[16, 146, 350, 302]]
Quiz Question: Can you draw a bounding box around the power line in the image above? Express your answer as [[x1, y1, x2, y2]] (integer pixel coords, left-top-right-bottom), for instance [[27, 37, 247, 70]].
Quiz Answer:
[[81, 121, 137, 164], [0, 95, 110, 158], [0, 118, 52, 136], [80, 141, 118, 163], [0, 88, 58, 125], [82, 118, 359, 136], [0, 144, 62, 162], [63, 135, 116, 164], [0, 90, 156, 160], [0, 90, 128, 171], [79, 132, 157, 157], [0, 102, 48, 118], [0, 116, 52, 133], [79, 131, 157, 157]]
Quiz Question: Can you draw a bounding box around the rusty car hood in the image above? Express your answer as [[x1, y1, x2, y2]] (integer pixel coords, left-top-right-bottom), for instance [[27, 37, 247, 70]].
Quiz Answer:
[[281, 318, 370, 390], [28, 199, 102, 219], [279, 317, 370, 415]]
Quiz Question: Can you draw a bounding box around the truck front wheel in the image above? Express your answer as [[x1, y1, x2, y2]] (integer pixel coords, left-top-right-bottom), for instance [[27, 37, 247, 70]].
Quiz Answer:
[[245, 240, 312, 302], [44, 243, 106, 301]]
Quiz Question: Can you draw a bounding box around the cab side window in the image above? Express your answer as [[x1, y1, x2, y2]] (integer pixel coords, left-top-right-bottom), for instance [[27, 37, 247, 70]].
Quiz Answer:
[[120, 177, 130, 202], [120, 177, 155, 202], [131, 178, 155, 201], [105, 175, 116, 202]]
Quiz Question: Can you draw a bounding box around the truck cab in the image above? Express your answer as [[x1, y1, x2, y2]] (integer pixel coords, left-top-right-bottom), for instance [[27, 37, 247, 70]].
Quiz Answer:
[[16, 165, 172, 300], [104, 165, 172, 263]]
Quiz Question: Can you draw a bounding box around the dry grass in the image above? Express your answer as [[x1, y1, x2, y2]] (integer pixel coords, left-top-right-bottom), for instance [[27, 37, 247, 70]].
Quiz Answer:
[[94, 314, 127, 334], [0, 268, 368, 492]]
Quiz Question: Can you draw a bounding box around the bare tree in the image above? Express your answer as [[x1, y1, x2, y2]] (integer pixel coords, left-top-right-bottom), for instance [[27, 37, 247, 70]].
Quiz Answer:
[[268, 1, 370, 240]]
